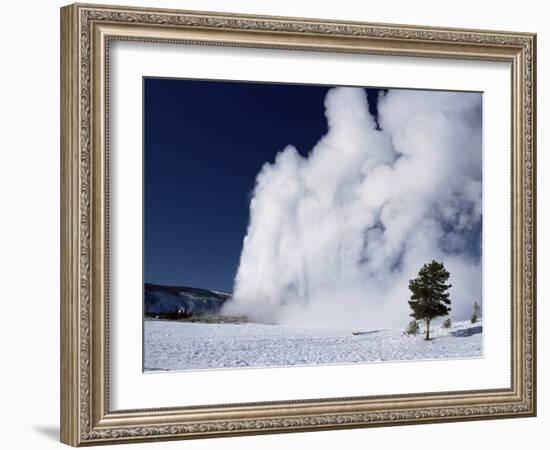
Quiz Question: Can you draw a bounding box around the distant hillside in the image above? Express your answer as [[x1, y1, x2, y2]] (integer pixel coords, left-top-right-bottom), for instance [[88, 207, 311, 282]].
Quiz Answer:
[[144, 283, 231, 318]]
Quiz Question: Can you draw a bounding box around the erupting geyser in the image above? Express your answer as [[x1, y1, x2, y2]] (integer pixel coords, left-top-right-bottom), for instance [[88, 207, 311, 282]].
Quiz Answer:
[[223, 87, 482, 329]]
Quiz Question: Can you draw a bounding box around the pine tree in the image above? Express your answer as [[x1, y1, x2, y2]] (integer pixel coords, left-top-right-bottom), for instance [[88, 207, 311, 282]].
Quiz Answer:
[[404, 320, 420, 336], [470, 301, 481, 323], [408, 260, 452, 340]]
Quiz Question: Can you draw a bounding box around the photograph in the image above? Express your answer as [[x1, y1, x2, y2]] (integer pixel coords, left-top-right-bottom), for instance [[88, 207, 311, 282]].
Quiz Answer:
[[143, 78, 484, 372]]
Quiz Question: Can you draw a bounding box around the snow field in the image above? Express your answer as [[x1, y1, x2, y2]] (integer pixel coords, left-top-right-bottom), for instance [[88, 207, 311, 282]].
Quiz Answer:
[[144, 319, 482, 371]]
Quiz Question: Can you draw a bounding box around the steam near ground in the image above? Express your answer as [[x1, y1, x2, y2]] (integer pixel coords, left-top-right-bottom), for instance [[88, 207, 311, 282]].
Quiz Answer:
[[223, 87, 482, 330]]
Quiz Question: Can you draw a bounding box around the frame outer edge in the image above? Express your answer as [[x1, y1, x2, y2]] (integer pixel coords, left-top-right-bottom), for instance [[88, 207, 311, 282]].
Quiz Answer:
[[61, 4, 81, 447], [61, 2, 537, 445], [529, 33, 536, 416]]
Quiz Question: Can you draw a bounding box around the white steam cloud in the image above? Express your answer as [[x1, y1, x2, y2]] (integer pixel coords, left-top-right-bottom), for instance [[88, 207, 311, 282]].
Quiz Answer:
[[223, 87, 482, 329]]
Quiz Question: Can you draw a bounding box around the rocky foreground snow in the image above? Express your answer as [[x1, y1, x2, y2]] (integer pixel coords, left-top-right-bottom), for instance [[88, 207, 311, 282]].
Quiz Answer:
[[144, 319, 482, 371]]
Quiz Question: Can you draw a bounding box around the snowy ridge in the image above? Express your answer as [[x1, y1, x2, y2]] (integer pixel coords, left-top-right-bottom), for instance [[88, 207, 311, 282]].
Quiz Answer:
[[144, 283, 231, 316]]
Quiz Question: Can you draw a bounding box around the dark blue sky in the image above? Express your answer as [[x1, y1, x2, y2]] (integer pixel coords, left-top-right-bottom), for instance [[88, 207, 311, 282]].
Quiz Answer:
[[144, 78, 380, 291]]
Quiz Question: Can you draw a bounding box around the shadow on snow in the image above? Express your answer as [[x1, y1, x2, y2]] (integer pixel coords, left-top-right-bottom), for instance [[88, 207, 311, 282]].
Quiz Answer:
[[451, 325, 482, 337]]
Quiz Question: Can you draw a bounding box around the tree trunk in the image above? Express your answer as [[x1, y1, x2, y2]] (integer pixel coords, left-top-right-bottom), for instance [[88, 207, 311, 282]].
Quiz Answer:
[[425, 319, 430, 340]]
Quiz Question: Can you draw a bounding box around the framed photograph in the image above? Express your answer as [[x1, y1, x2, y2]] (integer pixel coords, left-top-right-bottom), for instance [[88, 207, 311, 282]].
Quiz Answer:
[[60, 3, 536, 446]]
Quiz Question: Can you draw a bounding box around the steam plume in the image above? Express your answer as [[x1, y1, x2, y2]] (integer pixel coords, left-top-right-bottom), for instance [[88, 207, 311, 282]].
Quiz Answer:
[[223, 87, 482, 329]]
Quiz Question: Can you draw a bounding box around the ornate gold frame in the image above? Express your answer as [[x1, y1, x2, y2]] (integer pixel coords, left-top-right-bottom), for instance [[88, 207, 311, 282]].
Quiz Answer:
[[60, 3, 536, 446]]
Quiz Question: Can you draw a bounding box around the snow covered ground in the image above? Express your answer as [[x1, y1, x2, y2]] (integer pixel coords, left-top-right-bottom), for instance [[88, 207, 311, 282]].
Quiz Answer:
[[144, 319, 482, 371]]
